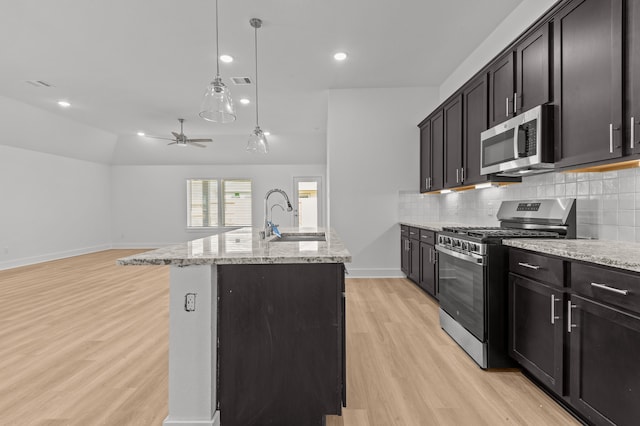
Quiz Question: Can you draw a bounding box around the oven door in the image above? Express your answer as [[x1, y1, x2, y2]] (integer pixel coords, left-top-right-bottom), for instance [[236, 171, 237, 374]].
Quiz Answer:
[[436, 245, 486, 341]]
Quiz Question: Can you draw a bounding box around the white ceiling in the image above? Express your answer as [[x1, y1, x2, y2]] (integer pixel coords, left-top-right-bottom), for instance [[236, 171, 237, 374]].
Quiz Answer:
[[0, 0, 525, 164]]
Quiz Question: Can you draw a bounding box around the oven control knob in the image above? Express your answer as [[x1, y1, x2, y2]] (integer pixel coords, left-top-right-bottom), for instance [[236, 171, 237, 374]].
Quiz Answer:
[[469, 243, 478, 253], [461, 242, 468, 251]]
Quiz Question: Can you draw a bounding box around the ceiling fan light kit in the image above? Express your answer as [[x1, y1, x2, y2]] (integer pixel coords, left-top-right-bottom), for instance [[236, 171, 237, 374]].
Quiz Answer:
[[246, 17, 268, 154], [146, 118, 213, 148], [199, 0, 236, 123]]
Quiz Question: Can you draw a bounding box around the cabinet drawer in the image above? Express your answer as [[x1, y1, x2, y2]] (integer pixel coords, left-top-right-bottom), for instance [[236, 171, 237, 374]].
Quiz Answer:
[[571, 263, 640, 315], [509, 248, 564, 288], [401, 225, 409, 237], [409, 227, 420, 240], [419, 229, 435, 245]]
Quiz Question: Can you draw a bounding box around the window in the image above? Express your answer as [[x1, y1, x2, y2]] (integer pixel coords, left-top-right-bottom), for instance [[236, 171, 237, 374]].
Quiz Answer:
[[187, 179, 252, 227]]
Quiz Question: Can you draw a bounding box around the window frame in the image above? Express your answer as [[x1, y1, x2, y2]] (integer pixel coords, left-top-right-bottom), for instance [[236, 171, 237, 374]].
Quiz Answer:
[[186, 178, 252, 229]]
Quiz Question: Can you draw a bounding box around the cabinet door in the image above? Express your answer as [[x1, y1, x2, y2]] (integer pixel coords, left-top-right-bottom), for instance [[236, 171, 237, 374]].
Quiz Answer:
[[444, 94, 463, 188], [463, 75, 489, 185], [553, 0, 623, 167], [419, 120, 431, 192], [508, 274, 564, 396], [408, 239, 420, 283], [419, 242, 436, 297], [488, 51, 515, 127], [628, 0, 640, 155], [401, 236, 410, 275], [569, 295, 640, 426], [516, 22, 551, 114], [430, 110, 444, 191]]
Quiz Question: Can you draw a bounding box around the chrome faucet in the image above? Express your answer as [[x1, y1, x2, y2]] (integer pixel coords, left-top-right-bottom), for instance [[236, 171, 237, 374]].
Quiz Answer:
[[262, 188, 293, 238]]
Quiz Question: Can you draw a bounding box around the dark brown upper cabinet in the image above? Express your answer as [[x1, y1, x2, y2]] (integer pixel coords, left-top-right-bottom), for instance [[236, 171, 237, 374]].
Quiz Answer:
[[443, 94, 463, 188], [627, 0, 640, 155], [515, 22, 551, 114], [462, 75, 489, 186], [418, 111, 444, 193], [553, 0, 623, 167], [488, 51, 515, 128]]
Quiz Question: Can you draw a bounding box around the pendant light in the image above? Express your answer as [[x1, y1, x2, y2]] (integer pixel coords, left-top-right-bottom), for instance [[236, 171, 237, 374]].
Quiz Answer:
[[246, 18, 268, 154], [199, 0, 236, 123]]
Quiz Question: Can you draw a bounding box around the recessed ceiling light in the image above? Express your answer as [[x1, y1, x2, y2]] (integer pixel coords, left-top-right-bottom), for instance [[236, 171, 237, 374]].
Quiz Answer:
[[334, 52, 348, 61], [239, 98, 251, 105], [263, 131, 271, 136], [137, 132, 145, 136], [220, 55, 234, 63], [57, 100, 71, 108]]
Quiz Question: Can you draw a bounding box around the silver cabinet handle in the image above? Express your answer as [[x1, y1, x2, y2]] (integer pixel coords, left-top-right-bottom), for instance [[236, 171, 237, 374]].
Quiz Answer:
[[456, 168, 459, 183], [591, 282, 629, 296], [506, 97, 510, 117], [610, 123, 614, 153], [513, 92, 518, 114], [461, 167, 465, 182], [631, 116, 635, 149], [567, 300, 577, 333], [518, 262, 540, 270], [425, 177, 428, 190], [551, 294, 560, 324]]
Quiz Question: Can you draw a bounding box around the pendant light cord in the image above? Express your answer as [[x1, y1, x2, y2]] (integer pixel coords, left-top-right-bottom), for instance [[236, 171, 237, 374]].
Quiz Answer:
[[215, 0, 220, 77], [254, 23, 259, 127]]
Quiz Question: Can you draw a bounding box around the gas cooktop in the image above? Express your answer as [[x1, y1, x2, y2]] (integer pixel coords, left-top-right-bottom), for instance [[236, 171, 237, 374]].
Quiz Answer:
[[441, 226, 559, 240]]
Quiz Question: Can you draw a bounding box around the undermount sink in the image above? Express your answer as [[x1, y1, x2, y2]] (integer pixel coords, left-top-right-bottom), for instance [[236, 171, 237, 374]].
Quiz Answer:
[[270, 232, 326, 242]]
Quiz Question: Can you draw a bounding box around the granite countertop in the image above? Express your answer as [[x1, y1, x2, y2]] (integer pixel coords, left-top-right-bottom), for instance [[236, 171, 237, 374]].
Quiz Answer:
[[117, 227, 352, 267], [400, 221, 468, 232], [503, 239, 640, 273]]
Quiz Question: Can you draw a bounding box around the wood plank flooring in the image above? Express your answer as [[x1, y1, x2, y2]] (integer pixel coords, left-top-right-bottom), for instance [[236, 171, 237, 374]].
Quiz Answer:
[[0, 251, 578, 425]]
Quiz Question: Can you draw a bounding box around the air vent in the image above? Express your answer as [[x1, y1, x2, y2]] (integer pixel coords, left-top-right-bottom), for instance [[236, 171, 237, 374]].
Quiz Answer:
[[230, 77, 253, 85], [25, 80, 53, 88]]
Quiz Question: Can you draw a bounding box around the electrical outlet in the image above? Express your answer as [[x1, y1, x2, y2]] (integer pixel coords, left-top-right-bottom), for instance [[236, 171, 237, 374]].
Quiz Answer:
[[185, 293, 196, 312]]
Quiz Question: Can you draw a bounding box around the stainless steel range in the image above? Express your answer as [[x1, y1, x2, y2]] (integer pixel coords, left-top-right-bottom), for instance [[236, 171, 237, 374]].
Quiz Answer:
[[435, 198, 576, 369]]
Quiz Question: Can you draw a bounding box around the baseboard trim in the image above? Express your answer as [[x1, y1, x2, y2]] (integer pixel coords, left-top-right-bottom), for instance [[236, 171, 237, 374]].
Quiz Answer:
[[111, 242, 177, 249], [345, 268, 405, 278], [0, 244, 112, 271], [163, 411, 220, 426]]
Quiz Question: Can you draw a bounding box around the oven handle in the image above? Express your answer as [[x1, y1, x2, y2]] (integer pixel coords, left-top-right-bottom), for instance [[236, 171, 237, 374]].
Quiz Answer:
[[435, 245, 485, 266]]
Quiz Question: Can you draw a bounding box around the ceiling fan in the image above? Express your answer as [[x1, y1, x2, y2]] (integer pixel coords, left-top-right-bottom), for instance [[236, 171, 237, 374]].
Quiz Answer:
[[147, 118, 213, 148]]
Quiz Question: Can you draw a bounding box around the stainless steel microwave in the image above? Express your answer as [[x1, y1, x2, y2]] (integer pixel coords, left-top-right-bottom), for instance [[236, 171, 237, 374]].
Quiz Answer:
[[480, 104, 554, 177]]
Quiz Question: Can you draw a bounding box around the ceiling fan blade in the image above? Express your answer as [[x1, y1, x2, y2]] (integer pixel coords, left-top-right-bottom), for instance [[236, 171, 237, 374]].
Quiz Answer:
[[187, 138, 213, 142], [189, 142, 207, 148], [167, 142, 177, 145], [171, 131, 181, 139], [145, 135, 176, 141]]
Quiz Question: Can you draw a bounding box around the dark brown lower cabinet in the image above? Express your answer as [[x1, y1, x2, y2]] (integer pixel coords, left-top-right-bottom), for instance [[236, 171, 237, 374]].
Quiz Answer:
[[218, 263, 345, 426], [508, 274, 564, 396], [408, 237, 420, 282], [419, 241, 437, 298], [569, 295, 640, 426]]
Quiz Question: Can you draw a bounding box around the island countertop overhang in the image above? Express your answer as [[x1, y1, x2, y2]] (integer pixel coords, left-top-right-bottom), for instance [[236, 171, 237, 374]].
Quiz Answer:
[[117, 227, 352, 266]]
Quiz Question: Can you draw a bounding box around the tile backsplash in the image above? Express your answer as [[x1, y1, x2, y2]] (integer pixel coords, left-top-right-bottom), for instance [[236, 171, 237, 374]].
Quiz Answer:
[[399, 167, 640, 242]]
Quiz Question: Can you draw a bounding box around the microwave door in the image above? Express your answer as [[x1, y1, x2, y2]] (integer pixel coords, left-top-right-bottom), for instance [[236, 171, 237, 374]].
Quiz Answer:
[[515, 125, 527, 158]]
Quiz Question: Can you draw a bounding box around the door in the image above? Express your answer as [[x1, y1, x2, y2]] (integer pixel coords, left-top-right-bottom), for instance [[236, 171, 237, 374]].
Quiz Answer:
[[444, 94, 463, 188], [430, 110, 444, 191], [628, 0, 640, 155], [489, 51, 515, 127], [293, 177, 323, 228], [463, 75, 489, 185], [508, 274, 564, 395], [553, 0, 623, 167], [516, 22, 551, 113], [419, 242, 436, 297], [419, 119, 432, 192], [408, 238, 420, 283], [569, 295, 640, 426]]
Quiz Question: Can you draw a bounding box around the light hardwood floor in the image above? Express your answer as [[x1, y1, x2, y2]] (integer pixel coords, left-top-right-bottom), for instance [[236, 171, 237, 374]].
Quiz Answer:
[[0, 251, 578, 425]]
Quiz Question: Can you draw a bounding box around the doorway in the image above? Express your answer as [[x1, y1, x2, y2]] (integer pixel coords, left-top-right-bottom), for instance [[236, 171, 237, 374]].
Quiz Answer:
[[293, 177, 323, 228]]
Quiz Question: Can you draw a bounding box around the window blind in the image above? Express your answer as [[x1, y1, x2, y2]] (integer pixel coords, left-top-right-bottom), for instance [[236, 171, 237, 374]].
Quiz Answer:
[[223, 179, 252, 226]]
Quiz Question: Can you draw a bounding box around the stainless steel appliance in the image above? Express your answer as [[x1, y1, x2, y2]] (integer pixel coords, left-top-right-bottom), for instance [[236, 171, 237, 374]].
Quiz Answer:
[[480, 104, 553, 177], [435, 198, 576, 369]]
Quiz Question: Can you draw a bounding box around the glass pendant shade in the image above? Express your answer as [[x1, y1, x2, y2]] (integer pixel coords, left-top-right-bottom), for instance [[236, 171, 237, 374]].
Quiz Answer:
[[199, 76, 236, 123], [246, 126, 269, 154]]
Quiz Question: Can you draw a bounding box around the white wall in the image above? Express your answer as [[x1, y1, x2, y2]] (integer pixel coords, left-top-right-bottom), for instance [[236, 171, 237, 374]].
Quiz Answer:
[[0, 145, 112, 270], [110, 164, 326, 247], [327, 87, 439, 277], [439, 0, 558, 101]]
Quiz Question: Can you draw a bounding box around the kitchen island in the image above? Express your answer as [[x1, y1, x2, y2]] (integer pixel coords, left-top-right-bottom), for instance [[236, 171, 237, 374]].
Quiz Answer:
[[118, 227, 351, 426]]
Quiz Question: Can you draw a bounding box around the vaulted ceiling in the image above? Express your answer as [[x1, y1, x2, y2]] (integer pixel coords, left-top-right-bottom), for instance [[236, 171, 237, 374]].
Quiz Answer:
[[0, 0, 525, 164]]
